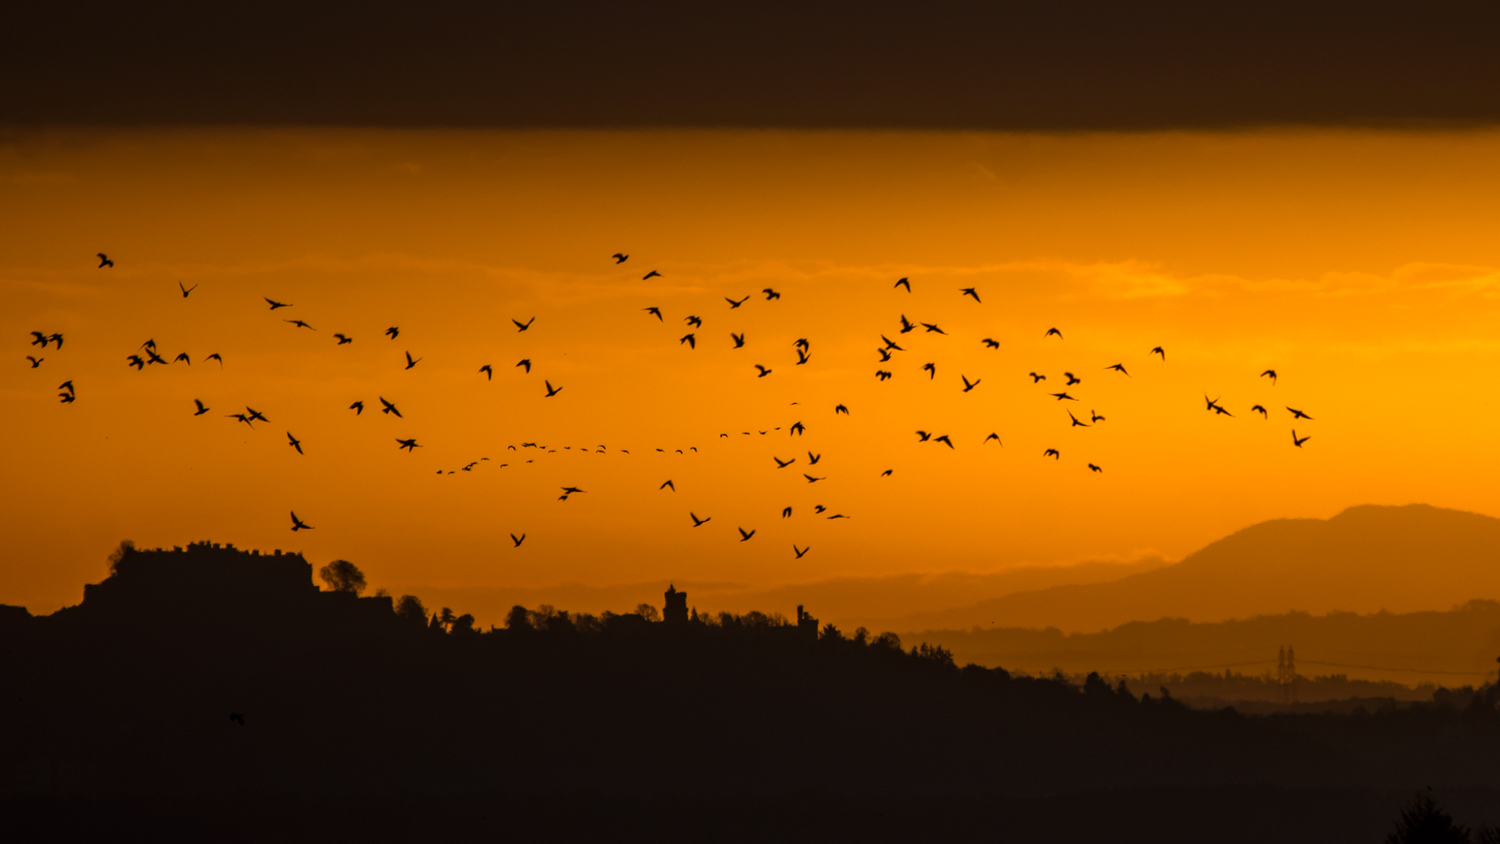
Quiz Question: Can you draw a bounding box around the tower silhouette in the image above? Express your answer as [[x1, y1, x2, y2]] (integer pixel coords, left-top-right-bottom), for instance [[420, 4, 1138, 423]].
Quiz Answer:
[[663, 584, 688, 624]]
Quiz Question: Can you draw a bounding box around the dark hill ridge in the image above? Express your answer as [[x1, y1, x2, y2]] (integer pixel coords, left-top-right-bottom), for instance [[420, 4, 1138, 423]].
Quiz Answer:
[[4, 538, 1500, 838], [888, 504, 1500, 633]]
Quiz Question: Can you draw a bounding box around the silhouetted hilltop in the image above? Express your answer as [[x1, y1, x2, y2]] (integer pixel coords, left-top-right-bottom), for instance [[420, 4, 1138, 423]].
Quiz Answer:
[[891, 504, 1500, 632], [4, 540, 1500, 839]]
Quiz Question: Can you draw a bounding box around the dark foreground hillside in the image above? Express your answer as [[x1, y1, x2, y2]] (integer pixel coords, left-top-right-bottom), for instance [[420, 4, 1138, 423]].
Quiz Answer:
[[3, 543, 1499, 841]]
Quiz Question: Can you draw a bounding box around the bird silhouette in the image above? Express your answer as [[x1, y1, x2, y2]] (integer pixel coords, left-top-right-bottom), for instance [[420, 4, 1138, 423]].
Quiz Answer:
[[875, 370, 893, 380], [1051, 392, 1078, 401], [544, 380, 563, 397], [794, 545, 809, 558], [58, 391, 74, 403], [763, 288, 781, 300], [29, 331, 47, 347], [807, 451, 821, 464], [1251, 405, 1268, 418], [680, 333, 696, 349], [921, 323, 946, 335], [1064, 372, 1081, 385], [1088, 463, 1102, 473], [1262, 369, 1278, 385], [396, 438, 421, 451], [1151, 347, 1166, 360], [961, 375, 980, 392], [145, 350, 167, 366], [512, 317, 535, 332], [790, 421, 805, 435], [58, 381, 74, 394], [385, 327, 399, 339], [899, 314, 916, 334], [290, 511, 313, 531], [916, 430, 931, 442], [1045, 327, 1063, 339], [379, 397, 402, 417], [26, 356, 42, 368], [1204, 394, 1225, 413], [479, 364, 493, 380], [265, 297, 291, 310], [1292, 429, 1311, 447], [404, 351, 421, 370], [814, 505, 827, 513], [515, 359, 531, 373], [782, 506, 792, 518], [141, 339, 157, 351], [738, 527, 756, 541], [97, 253, 113, 268], [1090, 410, 1105, 423], [960, 287, 982, 303], [1214, 405, 1234, 417], [511, 533, 526, 547], [934, 435, 954, 449], [795, 348, 810, 365], [794, 338, 809, 351], [803, 474, 825, 483], [174, 353, 191, 365], [984, 433, 1002, 444], [754, 365, 772, 377], [774, 456, 796, 468], [1069, 410, 1090, 427], [125, 355, 145, 370], [730, 332, 745, 349], [193, 399, 210, 416], [349, 401, 364, 415], [643, 270, 661, 280], [982, 338, 1000, 349], [894, 277, 911, 292], [334, 334, 352, 345], [660, 480, 675, 491], [1105, 363, 1129, 376], [881, 335, 904, 352], [922, 362, 936, 379], [1043, 448, 1060, 459], [47, 333, 64, 349], [726, 295, 749, 309], [1287, 406, 1314, 420], [287, 432, 304, 454], [1029, 372, 1046, 383], [179, 280, 198, 297], [245, 407, 269, 423], [690, 512, 711, 527], [826, 514, 850, 520], [613, 253, 629, 263], [877, 347, 892, 362], [206, 353, 224, 367], [644, 307, 663, 321], [685, 315, 702, 328], [881, 469, 893, 476], [835, 404, 849, 415]]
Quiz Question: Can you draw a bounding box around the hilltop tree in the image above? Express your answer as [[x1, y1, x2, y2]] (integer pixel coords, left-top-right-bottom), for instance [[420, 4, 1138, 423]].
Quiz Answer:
[[394, 595, 426, 626], [635, 603, 660, 623], [318, 559, 366, 595], [106, 540, 135, 575]]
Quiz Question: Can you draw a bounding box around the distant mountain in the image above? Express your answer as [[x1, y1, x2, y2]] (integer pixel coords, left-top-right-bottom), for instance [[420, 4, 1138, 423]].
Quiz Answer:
[[891, 504, 1500, 633]]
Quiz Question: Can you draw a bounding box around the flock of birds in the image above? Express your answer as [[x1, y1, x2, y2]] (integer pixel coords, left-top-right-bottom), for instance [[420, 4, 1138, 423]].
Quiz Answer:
[[26, 251, 1316, 558]]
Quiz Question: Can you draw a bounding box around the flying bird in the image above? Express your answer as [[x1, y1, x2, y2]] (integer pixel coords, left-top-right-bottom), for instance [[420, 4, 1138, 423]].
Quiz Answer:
[[680, 333, 696, 349], [1287, 407, 1313, 420], [145, 350, 167, 365], [206, 353, 223, 367], [179, 280, 198, 297], [334, 334, 352, 345], [984, 433, 1002, 444], [685, 315, 702, 327], [479, 364, 492, 380], [396, 438, 421, 451], [1029, 372, 1046, 383], [58, 391, 74, 404], [1251, 405, 1268, 418], [920, 323, 946, 335], [894, 278, 911, 292], [1043, 448, 1060, 459], [1204, 394, 1224, 413], [1069, 411, 1091, 428], [814, 505, 827, 514], [30, 331, 48, 347], [1044, 327, 1063, 339], [881, 335, 904, 352], [960, 287, 981, 303], [1262, 369, 1278, 385], [933, 435, 954, 449], [877, 347, 892, 362], [126, 355, 145, 370], [349, 401, 364, 415], [726, 295, 749, 309], [643, 270, 661, 280], [754, 365, 771, 377], [97, 253, 113, 268], [404, 351, 421, 370], [173, 353, 190, 365], [1105, 363, 1129, 376], [826, 514, 850, 520], [287, 432, 304, 454], [922, 362, 936, 379], [511, 533, 526, 547], [516, 359, 531, 373], [731, 332, 745, 348], [1051, 392, 1078, 401], [512, 317, 535, 331], [790, 421, 805, 436], [290, 511, 313, 531], [544, 380, 563, 397], [58, 381, 74, 394], [1091, 410, 1105, 423], [1064, 372, 1081, 385], [1292, 429, 1311, 448], [794, 338, 809, 351], [385, 327, 399, 339], [795, 348, 810, 365], [1214, 404, 1234, 417], [982, 338, 1000, 349], [690, 512, 711, 527], [916, 430, 931, 442], [1151, 346, 1166, 360], [807, 451, 821, 465], [265, 297, 291, 310], [774, 456, 796, 468], [793, 545, 809, 558], [245, 407, 269, 423], [899, 315, 916, 334], [228, 412, 253, 428], [875, 370, 893, 381], [644, 307, 663, 321], [738, 527, 756, 541], [782, 507, 792, 518], [140, 339, 157, 351], [762, 288, 781, 300], [961, 375, 980, 393], [835, 404, 849, 415], [803, 474, 825, 483], [613, 253, 629, 263], [379, 397, 401, 417], [26, 356, 42, 368], [1088, 464, 1102, 473], [660, 480, 675, 491], [193, 399, 210, 416], [47, 333, 64, 349], [881, 469, 893, 476]]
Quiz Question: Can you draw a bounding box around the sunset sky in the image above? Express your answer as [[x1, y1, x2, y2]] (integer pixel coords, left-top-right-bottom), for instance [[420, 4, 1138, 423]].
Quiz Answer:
[[5, 127, 1500, 619]]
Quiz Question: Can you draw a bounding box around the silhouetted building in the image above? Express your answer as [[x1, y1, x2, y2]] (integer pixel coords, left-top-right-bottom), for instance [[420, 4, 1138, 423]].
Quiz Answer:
[[797, 605, 818, 640], [664, 584, 688, 624]]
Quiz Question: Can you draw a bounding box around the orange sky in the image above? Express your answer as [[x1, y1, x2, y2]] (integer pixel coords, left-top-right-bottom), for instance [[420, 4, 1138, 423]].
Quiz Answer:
[[4, 128, 1500, 618]]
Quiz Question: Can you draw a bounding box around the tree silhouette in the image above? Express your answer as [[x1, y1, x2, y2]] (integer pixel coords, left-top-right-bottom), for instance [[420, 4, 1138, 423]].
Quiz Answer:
[[106, 539, 135, 575], [635, 603, 661, 623], [318, 559, 366, 595], [1386, 790, 1470, 844], [394, 594, 426, 626]]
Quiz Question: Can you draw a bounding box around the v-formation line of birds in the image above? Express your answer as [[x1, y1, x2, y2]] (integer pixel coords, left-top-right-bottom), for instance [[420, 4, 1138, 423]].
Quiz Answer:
[[26, 253, 1318, 557]]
